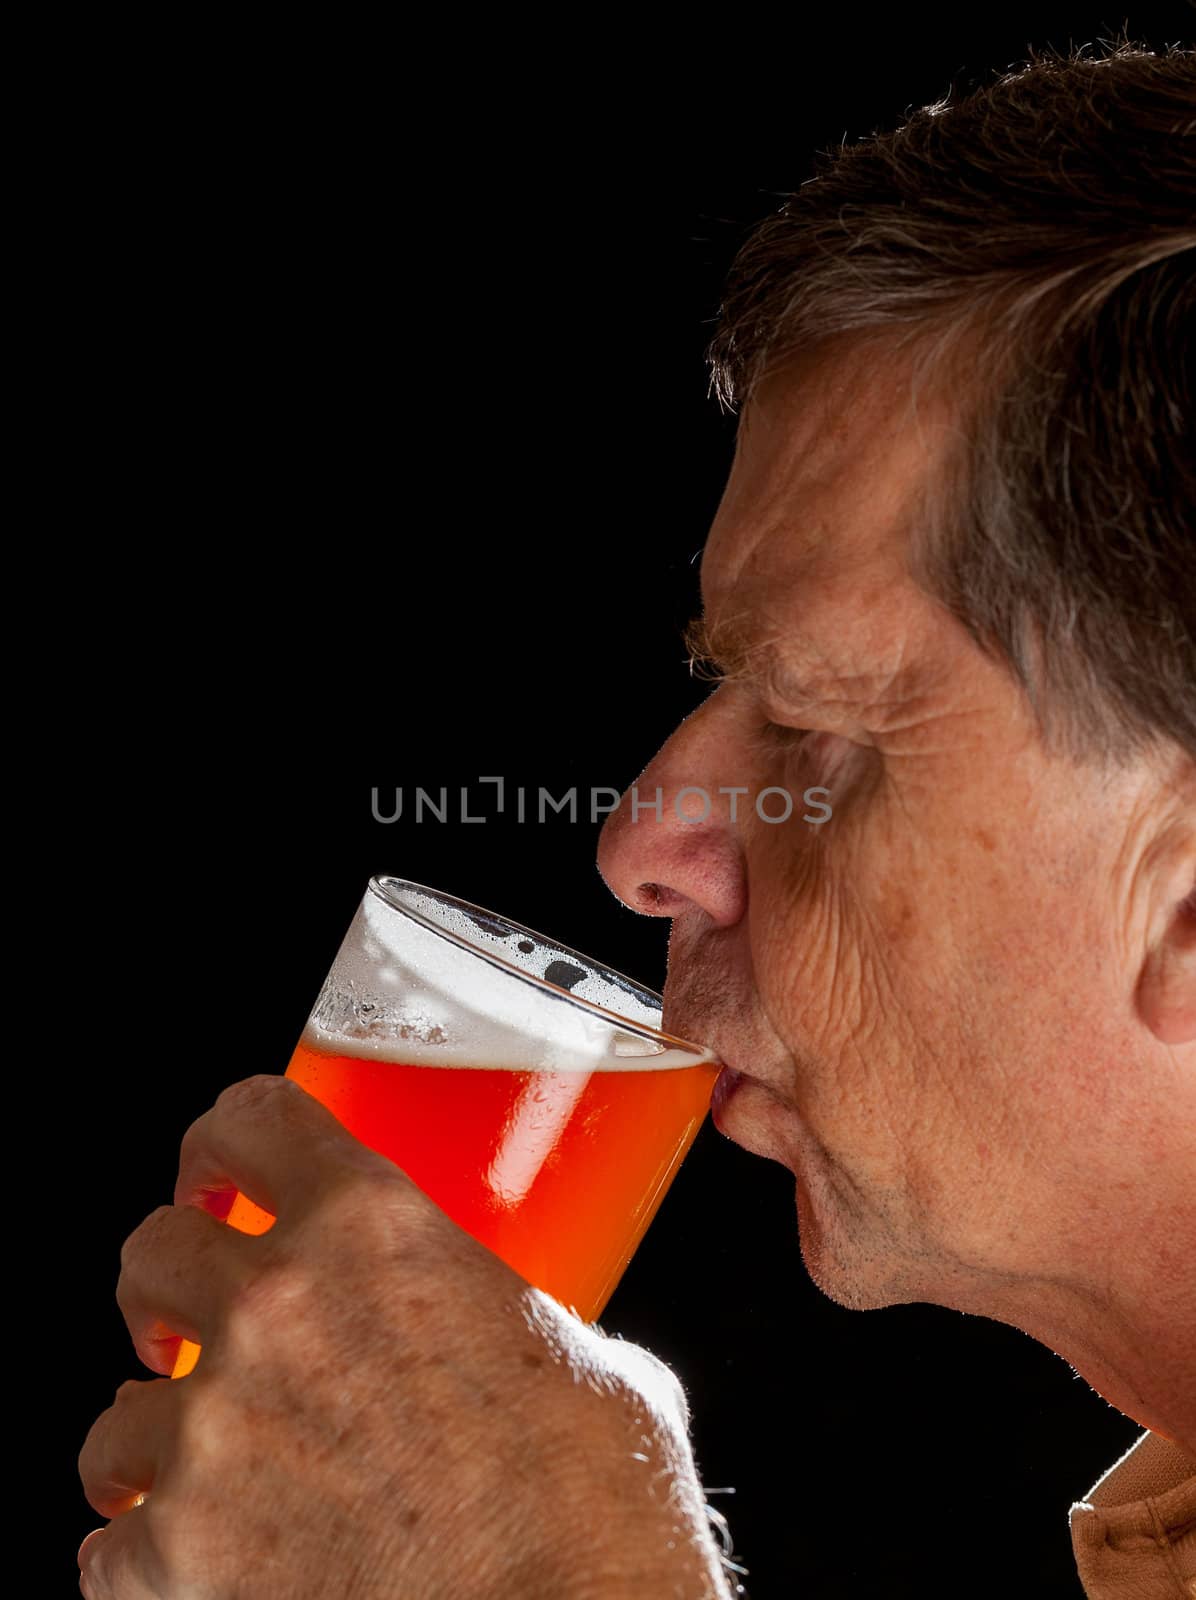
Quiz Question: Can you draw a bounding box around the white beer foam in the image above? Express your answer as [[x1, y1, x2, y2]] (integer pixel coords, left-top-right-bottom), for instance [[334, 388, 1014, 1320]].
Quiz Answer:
[[301, 882, 716, 1074], [297, 1023, 714, 1073]]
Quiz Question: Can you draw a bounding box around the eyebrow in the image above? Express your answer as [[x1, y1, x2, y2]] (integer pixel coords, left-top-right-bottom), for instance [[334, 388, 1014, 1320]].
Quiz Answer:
[[682, 613, 769, 686], [682, 610, 903, 723]]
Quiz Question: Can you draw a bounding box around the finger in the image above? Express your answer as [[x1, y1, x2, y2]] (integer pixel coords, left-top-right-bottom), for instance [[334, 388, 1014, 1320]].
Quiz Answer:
[[79, 1377, 178, 1518], [78, 1498, 160, 1600], [174, 1072, 389, 1220], [116, 1202, 261, 1373]]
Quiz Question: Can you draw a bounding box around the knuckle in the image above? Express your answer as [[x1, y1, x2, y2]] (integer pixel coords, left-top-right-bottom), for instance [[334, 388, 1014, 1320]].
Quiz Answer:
[[78, 1412, 107, 1480], [631, 1343, 684, 1387], [326, 1160, 396, 1210], [119, 1205, 174, 1270], [599, 1339, 690, 1429], [113, 1377, 143, 1409], [635, 1357, 690, 1433], [79, 1381, 142, 1484], [224, 1257, 315, 1346], [635, 1344, 687, 1397], [177, 1378, 240, 1469], [218, 1073, 295, 1111], [317, 1164, 410, 1243]]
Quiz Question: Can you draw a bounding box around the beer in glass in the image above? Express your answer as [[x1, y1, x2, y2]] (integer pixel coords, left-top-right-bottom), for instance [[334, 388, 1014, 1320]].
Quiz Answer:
[[172, 875, 718, 1377]]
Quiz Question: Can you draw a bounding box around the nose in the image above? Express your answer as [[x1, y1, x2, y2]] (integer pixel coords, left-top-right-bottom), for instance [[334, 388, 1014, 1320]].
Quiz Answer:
[[596, 698, 747, 928]]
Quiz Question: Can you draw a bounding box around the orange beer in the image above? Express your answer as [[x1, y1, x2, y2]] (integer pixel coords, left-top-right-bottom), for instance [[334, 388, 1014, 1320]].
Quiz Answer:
[[173, 877, 719, 1379]]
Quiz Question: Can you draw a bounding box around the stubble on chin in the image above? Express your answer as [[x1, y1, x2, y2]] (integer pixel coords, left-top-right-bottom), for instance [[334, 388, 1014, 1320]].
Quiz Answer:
[[791, 1154, 947, 1313]]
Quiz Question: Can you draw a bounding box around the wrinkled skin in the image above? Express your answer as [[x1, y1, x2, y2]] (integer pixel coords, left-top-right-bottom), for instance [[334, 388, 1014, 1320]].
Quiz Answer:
[[596, 344, 1196, 1449], [80, 341, 1194, 1597], [78, 1075, 728, 1599]]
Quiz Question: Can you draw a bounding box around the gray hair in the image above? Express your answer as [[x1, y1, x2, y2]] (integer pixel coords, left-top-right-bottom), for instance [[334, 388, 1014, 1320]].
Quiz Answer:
[[704, 40, 1196, 764]]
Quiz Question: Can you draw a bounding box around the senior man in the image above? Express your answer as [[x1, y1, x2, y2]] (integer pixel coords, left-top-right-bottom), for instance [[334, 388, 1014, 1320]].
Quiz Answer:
[[79, 41, 1193, 1600]]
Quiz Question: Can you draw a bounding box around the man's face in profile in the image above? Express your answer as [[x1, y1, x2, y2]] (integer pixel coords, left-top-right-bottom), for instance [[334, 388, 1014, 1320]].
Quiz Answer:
[[597, 344, 1189, 1339]]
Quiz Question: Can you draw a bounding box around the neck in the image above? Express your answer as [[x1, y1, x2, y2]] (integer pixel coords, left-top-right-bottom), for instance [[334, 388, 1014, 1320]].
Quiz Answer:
[[978, 1263, 1196, 1457]]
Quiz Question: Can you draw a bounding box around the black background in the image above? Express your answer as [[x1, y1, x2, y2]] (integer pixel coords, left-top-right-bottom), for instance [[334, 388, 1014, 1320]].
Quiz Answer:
[[58, 8, 1191, 1596]]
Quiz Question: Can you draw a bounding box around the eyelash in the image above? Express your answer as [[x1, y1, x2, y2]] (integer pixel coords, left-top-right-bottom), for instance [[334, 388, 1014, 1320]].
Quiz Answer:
[[750, 720, 812, 758], [692, 663, 820, 760]]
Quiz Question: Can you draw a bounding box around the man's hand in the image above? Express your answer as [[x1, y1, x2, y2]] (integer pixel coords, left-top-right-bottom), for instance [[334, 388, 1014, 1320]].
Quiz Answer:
[[78, 1074, 731, 1598]]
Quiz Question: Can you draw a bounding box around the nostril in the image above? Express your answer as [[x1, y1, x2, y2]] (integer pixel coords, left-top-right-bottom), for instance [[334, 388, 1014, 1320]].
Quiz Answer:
[[596, 785, 747, 927], [637, 881, 687, 914]]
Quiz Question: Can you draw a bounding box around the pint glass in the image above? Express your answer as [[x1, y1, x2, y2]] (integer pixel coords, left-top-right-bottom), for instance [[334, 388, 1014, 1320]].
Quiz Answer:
[[172, 875, 719, 1377]]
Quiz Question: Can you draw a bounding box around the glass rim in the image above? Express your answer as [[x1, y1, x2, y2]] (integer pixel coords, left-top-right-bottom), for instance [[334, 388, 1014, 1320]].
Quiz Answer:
[[367, 874, 720, 1066]]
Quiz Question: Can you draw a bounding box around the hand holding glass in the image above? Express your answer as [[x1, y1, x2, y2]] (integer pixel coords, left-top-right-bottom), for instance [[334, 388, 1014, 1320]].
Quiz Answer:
[[172, 876, 719, 1377]]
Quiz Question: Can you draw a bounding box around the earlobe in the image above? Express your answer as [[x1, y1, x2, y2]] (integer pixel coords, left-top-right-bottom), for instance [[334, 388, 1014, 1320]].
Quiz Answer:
[[1136, 886, 1196, 1046]]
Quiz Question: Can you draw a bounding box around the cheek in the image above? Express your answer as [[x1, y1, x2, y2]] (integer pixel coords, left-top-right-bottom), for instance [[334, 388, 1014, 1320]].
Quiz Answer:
[[742, 761, 979, 1099], [745, 810, 900, 1060]]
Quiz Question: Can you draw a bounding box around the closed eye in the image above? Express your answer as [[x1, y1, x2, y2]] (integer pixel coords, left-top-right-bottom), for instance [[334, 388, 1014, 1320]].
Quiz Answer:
[[749, 719, 813, 759]]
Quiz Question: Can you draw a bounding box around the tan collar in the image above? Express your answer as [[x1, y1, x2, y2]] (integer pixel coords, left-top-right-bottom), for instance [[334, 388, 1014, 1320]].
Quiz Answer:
[[1070, 1432, 1196, 1598]]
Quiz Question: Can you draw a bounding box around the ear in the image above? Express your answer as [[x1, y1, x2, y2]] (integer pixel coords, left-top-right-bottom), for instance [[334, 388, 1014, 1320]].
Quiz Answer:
[[1136, 883, 1196, 1046]]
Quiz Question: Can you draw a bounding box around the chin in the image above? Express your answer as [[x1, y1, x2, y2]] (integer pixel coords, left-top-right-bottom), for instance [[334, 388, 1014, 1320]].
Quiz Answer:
[[792, 1168, 926, 1313], [793, 1177, 883, 1311], [718, 1076, 944, 1312]]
